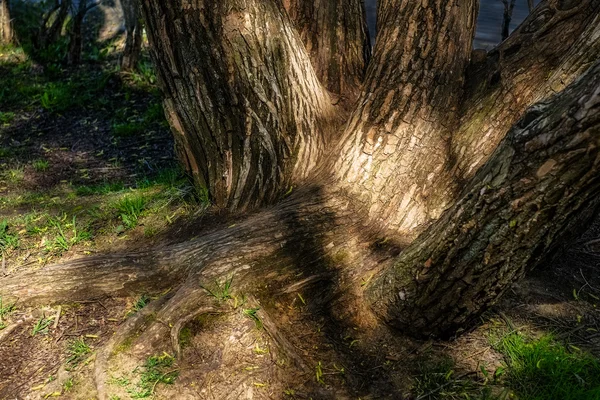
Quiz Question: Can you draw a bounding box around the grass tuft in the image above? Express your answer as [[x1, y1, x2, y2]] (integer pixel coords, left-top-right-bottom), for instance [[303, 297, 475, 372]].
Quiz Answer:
[[127, 353, 178, 398], [494, 331, 600, 400], [115, 195, 148, 229], [32, 159, 50, 172], [0, 219, 19, 251], [201, 275, 234, 302], [66, 337, 92, 367]]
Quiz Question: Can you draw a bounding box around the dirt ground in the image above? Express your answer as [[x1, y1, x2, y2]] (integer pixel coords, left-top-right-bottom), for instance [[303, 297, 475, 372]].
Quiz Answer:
[[1, 36, 600, 400]]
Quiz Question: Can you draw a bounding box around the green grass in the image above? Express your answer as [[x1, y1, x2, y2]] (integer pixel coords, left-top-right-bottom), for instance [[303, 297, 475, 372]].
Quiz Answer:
[[3, 167, 25, 183], [132, 294, 150, 313], [32, 159, 50, 172], [66, 337, 92, 367], [243, 307, 262, 329], [112, 121, 146, 137], [39, 82, 75, 112], [63, 377, 75, 392], [493, 331, 600, 400], [127, 353, 178, 398], [31, 316, 52, 336], [115, 194, 148, 229], [0, 297, 16, 329], [201, 275, 234, 302], [75, 182, 126, 196], [0, 111, 15, 125], [0, 219, 19, 251], [45, 215, 92, 254]]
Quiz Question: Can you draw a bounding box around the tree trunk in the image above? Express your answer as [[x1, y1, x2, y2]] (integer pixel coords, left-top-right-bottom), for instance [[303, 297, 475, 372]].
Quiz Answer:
[[39, 0, 71, 50], [140, 0, 337, 211], [0, 0, 11, 45], [134, 0, 600, 336], [501, 0, 517, 41], [120, 0, 142, 71], [367, 60, 600, 337], [283, 0, 371, 102], [332, 0, 480, 238], [3, 0, 599, 343]]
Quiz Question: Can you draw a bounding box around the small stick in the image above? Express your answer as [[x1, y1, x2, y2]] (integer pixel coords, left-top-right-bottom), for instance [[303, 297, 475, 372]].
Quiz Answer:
[[53, 306, 62, 329]]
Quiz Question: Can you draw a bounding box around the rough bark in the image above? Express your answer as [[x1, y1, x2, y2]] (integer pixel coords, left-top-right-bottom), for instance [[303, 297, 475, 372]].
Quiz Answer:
[[140, 0, 336, 211], [120, 0, 142, 71], [454, 0, 600, 181], [334, 0, 600, 240], [333, 0, 479, 238], [0, 0, 11, 44], [283, 0, 371, 101], [3, 0, 598, 344], [367, 60, 600, 337]]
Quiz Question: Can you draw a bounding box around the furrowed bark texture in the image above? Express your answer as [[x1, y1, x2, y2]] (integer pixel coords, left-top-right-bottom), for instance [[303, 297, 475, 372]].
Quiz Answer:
[[283, 0, 371, 100], [140, 0, 335, 211], [454, 0, 600, 181], [333, 0, 479, 238], [0, 0, 11, 44], [367, 61, 600, 337]]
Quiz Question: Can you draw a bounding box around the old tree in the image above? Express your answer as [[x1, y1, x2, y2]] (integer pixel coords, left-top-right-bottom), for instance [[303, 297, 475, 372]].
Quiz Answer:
[[3, 0, 600, 397]]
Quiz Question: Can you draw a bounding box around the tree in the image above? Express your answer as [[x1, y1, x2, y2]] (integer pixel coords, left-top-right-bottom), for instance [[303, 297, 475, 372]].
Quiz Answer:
[[501, 0, 517, 40], [120, 0, 142, 71], [1, 0, 599, 395], [67, 0, 102, 65], [0, 0, 12, 44]]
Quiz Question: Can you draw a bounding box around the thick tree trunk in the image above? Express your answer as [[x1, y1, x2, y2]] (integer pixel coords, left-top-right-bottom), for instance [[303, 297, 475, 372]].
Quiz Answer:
[[120, 0, 142, 71], [3, 0, 597, 343], [454, 1, 600, 182], [0, 0, 11, 44], [283, 0, 371, 102], [333, 0, 479, 238], [140, 0, 337, 211], [334, 0, 600, 240], [367, 60, 600, 337]]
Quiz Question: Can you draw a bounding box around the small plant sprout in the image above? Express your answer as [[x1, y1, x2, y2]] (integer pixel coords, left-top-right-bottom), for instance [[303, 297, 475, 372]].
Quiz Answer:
[[63, 377, 75, 392], [115, 195, 148, 229], [315, 361, 325, 384], [133, 294, 150, 312], [32, 315, 52, 336], [128, 353, 178, 398], [0, 297, 16, 329], [0, 220, 19, 251], [201, 275, 234, 301], [33, 159, 50, 172], [66, 337, 92, 367], [243, 307, 262, 329]]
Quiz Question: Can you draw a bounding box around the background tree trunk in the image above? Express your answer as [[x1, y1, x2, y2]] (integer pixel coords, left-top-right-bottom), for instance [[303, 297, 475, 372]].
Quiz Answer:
[[140, 0, 337, 211], [367, 60, 600, 337], [0, 0, 11, 44], [120, 0, 141, 71], [501, 0, 517, 40]]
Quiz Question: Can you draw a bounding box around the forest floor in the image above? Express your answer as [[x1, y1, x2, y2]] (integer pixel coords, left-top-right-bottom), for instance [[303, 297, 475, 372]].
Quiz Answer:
[[1, 44, 600, 400]]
